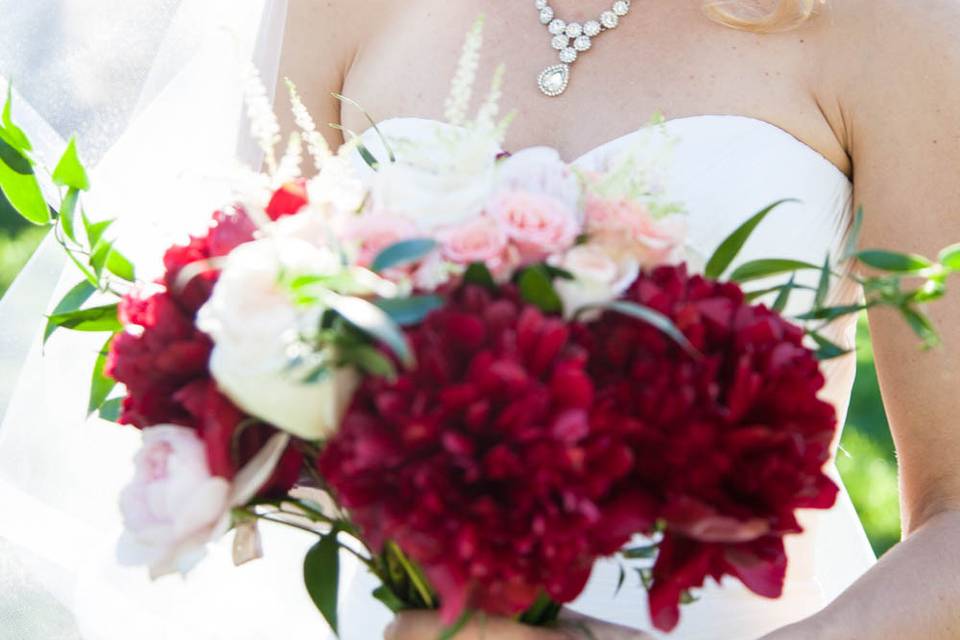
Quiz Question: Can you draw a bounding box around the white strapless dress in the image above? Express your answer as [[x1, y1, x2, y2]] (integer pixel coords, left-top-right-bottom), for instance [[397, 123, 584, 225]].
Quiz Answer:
[[0, 114, 876, 640]]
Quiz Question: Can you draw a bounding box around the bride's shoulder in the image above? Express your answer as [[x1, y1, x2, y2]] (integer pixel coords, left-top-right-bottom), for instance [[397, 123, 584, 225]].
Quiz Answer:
[[821, 0, 960, 109]]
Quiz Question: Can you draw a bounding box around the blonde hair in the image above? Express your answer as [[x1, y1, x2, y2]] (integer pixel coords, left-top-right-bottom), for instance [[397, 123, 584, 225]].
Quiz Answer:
[[703, 0, 820, 32]]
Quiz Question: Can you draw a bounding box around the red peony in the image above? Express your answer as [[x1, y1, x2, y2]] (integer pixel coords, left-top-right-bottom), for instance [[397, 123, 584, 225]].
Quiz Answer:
[[579, 264, 838, 631], [106, 204, 302, 488], [318, 285, 657, 623]]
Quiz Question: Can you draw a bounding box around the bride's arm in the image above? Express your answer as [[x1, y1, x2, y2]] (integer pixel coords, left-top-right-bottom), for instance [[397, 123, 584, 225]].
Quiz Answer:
[[767, 3, 960, 639]]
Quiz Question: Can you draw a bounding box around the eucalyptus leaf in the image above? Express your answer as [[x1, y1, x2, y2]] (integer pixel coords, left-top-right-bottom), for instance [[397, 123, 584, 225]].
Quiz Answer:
[[728, 258, 820, 283], [855, 250, 933, 274], [0, 140, 49, 225], [371, 238, 437, 273], [98, 397, 123, 423], [52, 137, 90, 191], [44, 280, 97, 343], [329, 294, 414, 368], [593, 300, 700, 358], [374, 295, 444, 326], [47, 304, 121, 333], [938, 243, 960, 271], [88, 334, 118, 415], [518, 265, 562, 314], [304, 533, 340, 636], [704, 199, 797, 279]]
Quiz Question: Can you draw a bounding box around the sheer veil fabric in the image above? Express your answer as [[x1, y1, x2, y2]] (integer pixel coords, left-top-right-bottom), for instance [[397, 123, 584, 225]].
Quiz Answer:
[[0, 3, 345, 639]]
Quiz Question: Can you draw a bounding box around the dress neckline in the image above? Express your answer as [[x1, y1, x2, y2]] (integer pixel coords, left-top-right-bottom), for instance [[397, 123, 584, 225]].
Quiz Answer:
[[362, 114, 851, 183]]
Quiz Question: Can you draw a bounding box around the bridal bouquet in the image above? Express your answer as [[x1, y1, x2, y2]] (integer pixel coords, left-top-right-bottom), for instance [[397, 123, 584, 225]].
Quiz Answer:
[[2, 21, 957, 638]]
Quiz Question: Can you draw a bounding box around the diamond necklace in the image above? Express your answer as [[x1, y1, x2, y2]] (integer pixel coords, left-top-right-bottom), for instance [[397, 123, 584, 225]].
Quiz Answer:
[[534, 0, 632, 97]]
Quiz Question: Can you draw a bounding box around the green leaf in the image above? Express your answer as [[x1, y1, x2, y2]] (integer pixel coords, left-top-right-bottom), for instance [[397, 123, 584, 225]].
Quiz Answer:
[[51, 137, 90, 191], [98, 397, 123, 423], [2, 84, 32, 152], [88, 334, 118, 415], [0, 133, 32, 174], [773, 275, 795, 313], [594, 300, 700, 358], [437, 610, 473, 640], [304, 533, 340, 636], [329, 294, 414, 368], [808, 332, 850, 361], [105, 245, 136, 282], [44, 280, 97, 343], [614, 565, 627, 597], [47, 304, 121, 334], [814, 254, 832, 308], [0, 138, 49, 225], [728, 258, 820, 283], [622, 544, 659, 560], [938, 243, 960, 272], [371, 238, 437, 273], [370, 585, 406, 614], [855, 250, 933, 274], [374, 295, 444, 326], [342, 344, 397, 380], [795, 303, 868, 322], [463, 262, 496, 290], [704, 199, 797, 279], [900, 306, 940, 348], [518, 265, 562, 314], [83, 213, 114, 250], [59, 187, 80, 243], [841, 206, 864, 261]]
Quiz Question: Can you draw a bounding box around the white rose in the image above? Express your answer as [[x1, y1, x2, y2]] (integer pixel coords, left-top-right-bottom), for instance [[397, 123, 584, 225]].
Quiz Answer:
[[494, 147, 582, 215], [371, 128, 500, 233], [118, 427, 291, 578], [117, 426, 230, 578], [197, 237, 359, 440], [552, 245, 640, 320]]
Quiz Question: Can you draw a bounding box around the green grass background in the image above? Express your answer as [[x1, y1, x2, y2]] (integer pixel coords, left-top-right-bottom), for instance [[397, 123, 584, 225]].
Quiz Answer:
[[0, 198, 902, 557]]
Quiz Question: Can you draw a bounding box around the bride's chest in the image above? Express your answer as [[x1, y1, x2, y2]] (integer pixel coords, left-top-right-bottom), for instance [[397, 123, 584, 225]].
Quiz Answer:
[[341, 0, 841, 166]]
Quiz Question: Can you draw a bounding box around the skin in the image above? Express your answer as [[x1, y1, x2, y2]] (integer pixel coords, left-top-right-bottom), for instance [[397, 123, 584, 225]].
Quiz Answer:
[[280, 1, 960, 638]]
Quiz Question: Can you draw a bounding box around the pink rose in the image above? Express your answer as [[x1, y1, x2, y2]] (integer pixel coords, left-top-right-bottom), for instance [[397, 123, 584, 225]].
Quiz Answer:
[[488, 191, 580, 264], [344, 212, 419, 268], [440, 214, 509, 263], [117, 426, 231, 578], [585, 196, 686, 267]]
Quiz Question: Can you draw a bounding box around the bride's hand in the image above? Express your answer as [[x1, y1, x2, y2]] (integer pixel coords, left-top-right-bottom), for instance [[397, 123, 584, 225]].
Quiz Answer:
[[384, 610, 653, 639]]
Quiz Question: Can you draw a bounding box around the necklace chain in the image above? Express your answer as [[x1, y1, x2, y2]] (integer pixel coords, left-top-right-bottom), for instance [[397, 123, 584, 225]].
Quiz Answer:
[[534, 0, 632, 97]]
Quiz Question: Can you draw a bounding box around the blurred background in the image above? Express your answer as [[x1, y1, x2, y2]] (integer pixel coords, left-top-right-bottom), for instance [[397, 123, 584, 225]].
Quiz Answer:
[[0, 208, 902, 556]]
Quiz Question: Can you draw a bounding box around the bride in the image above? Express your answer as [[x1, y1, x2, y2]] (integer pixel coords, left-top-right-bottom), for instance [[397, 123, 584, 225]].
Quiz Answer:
[[274, 0, 960, 638], [0, 1, 957, 639]]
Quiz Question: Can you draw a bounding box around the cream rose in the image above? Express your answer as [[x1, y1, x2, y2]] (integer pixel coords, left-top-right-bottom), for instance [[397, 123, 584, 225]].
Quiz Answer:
[[196, 237, 359, 440], [551, 245, 640, 320], [370, 129, 500, 233]]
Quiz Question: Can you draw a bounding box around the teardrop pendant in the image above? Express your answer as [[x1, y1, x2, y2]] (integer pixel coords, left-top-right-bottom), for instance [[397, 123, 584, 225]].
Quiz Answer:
[[538, 64, 570, 97]]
